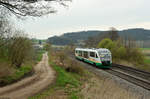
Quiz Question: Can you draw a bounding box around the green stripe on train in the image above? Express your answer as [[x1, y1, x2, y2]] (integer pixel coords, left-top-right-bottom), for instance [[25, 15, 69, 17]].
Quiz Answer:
[[75, 56, 111, 68]]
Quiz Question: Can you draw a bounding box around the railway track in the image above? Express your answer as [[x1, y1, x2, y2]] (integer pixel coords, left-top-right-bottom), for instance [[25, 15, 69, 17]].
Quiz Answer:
[[112, 64, 150, 81], [76, 59, 150, 91], [106, 68, 150, 91], [105, 64, 150, 91], [68, 54, 150, 91]]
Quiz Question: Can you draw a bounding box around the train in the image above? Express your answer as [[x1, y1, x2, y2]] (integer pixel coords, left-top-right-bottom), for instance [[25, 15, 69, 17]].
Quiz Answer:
[[75, 48, 112, 68]]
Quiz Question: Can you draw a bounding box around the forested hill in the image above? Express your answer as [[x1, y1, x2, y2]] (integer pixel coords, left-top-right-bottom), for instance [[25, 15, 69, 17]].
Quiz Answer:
[[47, 28, 150, 45]]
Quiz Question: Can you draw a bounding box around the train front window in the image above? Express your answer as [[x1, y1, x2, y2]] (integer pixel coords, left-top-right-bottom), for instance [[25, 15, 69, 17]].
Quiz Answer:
[[98, 51, 111, 61]]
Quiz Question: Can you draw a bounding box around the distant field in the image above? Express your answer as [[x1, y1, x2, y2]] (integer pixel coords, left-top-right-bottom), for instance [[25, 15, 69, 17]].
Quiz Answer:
[[139, 48, 150, 65], [144, 56, 150, 64], [140, 48, 150, 50], [140, 48, 150, 56]]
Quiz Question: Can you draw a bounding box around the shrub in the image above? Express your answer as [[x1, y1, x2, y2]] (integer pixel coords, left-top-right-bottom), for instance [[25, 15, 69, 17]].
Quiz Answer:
[[117, 46, 126, 59], [97, 38, 112, 48], [97, 38, 145, 64], [125, 48, 145, 64], [44, 43, 51, 51]]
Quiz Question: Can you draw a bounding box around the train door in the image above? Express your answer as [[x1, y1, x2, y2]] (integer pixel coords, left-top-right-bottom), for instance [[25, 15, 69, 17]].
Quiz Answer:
[[95, 52, 100, 62]]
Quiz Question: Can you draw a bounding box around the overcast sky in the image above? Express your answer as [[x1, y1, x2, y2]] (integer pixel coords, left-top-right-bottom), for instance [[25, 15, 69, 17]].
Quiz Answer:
[[14, 0, 150, 39]]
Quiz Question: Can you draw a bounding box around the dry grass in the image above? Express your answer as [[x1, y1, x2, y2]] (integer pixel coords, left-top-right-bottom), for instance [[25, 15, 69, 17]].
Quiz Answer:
[[51, 51, 85, 76], [114, 60, 135, 68], [42, 90, 68, 99], [0, 62, 14, 78], [81, 75, 140, 99], [142, 50, 150, 55]]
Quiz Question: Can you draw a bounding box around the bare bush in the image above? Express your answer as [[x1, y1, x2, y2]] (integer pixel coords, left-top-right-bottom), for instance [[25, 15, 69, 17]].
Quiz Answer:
[[51, 50, 85, 76], [65, 59, 85, 76], [0, 63, 13, 78], [9, 34, 33, 68], [0, 0, 70, 17], [56, 51, 67, 66], [125, 48, 145, 64]]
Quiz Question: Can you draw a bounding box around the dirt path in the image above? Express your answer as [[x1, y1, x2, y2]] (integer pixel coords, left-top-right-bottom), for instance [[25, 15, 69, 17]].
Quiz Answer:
[[0, 52, 55, 99]]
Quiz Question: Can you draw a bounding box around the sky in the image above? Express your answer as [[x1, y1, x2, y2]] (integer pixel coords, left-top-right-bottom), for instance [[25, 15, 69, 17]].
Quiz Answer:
[[14, 0, 150, 39]]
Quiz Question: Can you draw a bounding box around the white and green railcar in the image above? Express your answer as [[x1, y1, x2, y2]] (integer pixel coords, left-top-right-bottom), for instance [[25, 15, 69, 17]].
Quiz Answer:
[[75, 48, 112, 68]]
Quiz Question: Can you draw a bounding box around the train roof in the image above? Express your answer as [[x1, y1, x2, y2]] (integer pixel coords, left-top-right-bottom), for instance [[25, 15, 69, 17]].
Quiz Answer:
[[75, 48, 110, 52]]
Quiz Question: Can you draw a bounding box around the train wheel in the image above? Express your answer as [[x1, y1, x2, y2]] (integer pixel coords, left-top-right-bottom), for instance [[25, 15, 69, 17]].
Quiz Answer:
[[82, 59, 84, 61], [94, 63, 96, 67]]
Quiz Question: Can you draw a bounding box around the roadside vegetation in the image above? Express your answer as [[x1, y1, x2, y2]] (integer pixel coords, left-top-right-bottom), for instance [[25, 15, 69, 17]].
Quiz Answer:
[[29, 47, 140, 99], [0, 37, 45, 86], [0, 12, 45, 86]]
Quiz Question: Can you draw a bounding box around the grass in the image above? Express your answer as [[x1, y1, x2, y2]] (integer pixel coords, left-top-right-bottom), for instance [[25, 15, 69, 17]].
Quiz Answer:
[[36, 50, 46, 62], [29, 61, 81, 99], [144, 56, 150, 64], [140, 48, 150, 50], [0, 65, 32, 86]]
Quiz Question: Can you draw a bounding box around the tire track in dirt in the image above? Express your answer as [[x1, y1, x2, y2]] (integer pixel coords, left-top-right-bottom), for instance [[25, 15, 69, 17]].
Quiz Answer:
[[0, 52, 55, 99]]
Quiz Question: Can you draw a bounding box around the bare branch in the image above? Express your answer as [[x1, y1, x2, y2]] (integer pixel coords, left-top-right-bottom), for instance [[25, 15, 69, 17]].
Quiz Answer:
[[0, 0, 70, 17]]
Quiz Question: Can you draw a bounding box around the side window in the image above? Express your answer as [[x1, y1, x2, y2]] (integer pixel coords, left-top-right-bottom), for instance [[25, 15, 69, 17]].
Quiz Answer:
[[90, 52, 95, 57], [84, 51, 88, 58], [79, 51, 81, 56], [79, 51, 83, 56]]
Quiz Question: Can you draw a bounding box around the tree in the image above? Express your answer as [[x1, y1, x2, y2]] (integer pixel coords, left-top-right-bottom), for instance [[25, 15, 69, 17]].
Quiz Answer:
[[84, 36, 97, 48], [9, 34, 33, 68], [39, 40, 42, 45], [97, 38, 113, 48], [0, 11, 13, 58], [108, 27, 119, 41], [44, 43, 51, 51], [0, 0, 70, 17]]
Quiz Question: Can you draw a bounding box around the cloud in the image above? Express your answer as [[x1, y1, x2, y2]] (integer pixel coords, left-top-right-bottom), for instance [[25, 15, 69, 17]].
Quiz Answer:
[[14, 0, 150, 39]]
